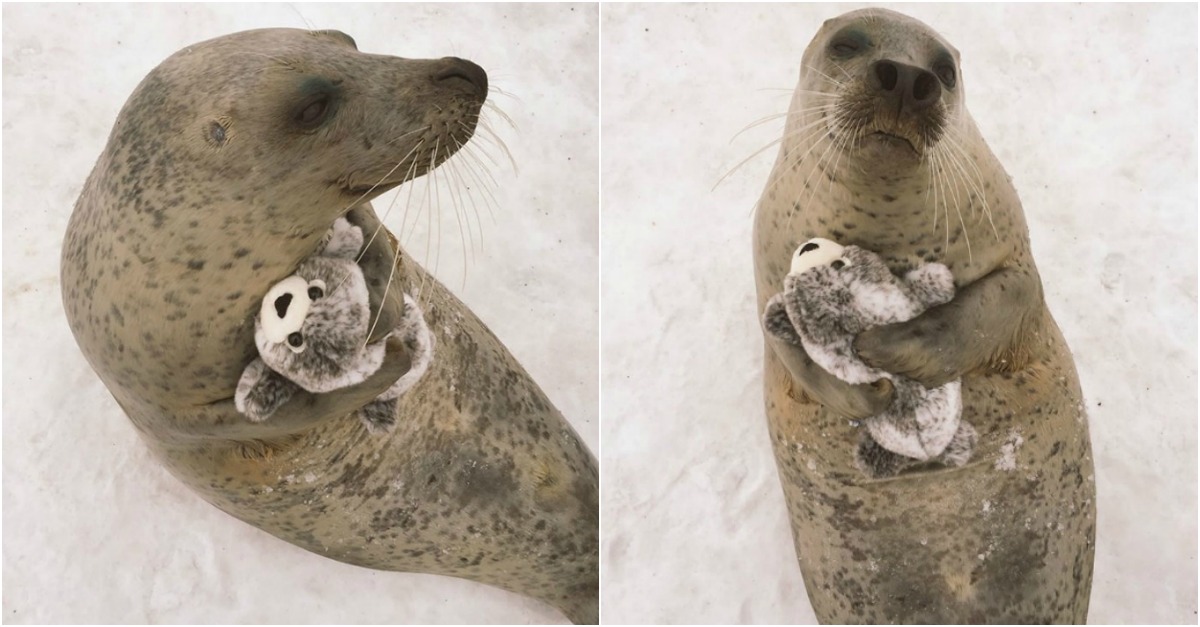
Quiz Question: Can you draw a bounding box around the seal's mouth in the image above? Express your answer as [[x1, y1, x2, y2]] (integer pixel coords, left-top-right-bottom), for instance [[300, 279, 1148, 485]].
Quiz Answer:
[[867, 130, 918, 155], [344, 180, 403, 197]]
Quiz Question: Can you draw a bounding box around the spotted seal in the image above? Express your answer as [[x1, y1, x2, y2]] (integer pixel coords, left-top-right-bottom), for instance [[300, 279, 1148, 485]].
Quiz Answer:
[[752, 9, 1095, 622], [61, 28, 597, 623]]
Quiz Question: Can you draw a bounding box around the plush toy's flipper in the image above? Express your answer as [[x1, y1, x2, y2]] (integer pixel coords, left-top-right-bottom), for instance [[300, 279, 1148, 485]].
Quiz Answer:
[[855, 433, 915, 479], [317, 217, 366, 260], [235, 358, 301, 422], [356, 398, 399, 434], [763, 294, 804, 346], [902, 263, 956, 310], [937, 420, 978, 468]]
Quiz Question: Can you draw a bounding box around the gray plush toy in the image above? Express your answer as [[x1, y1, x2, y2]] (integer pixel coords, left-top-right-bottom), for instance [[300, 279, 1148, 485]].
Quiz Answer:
[[763, 238, 977, 478], [234, 217, 434, 434]]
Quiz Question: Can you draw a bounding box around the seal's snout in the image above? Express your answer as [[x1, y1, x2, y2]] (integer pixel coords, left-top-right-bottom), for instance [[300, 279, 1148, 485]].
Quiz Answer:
[[871, 60, 941, 113], [432, 57, 488, 97]]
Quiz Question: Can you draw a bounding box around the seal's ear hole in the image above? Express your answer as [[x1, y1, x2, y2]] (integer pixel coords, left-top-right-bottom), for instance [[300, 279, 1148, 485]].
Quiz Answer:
[[286, 332, 305, 353], [831, 260, 846, 270], [274, 293, 293, 320], [205, 118, 232, 147], [800, 242, 820, 254], [308, 279, 326, 300]]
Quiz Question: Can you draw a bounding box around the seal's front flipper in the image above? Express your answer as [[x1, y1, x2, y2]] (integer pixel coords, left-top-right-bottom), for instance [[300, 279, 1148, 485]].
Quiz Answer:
[[183, 336, 415, 442], [344, 204, 405, 344], [764, 311, 894, 421], [855, 266, 1041, 387]]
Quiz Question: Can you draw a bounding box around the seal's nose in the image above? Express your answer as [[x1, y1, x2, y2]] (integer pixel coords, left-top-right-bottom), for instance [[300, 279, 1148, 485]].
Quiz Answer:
[[871, 60, 941, 112], [432, 57, 488, 97]]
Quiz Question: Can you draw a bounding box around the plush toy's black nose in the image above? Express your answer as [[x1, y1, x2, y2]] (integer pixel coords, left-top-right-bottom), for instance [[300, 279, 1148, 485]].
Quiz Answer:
[[274, 294, 293, 319]]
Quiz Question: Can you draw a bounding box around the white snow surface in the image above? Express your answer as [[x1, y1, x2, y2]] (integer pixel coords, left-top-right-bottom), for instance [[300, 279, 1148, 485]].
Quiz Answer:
[[601, 3, 1196, 624], [3, 3, 596, 624]]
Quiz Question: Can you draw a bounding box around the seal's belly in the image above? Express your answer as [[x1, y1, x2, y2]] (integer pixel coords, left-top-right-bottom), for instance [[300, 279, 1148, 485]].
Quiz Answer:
[[763, 321, 1096, 623]]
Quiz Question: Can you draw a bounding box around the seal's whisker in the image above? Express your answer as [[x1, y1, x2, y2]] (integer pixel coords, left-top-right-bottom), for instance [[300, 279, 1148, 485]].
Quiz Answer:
[[774, 120, 838, 226], [353, 137, 426, 261], [482, 100, 519, 131], [449, 136, 485, 258], [334, 138, 426, 296], [943, 129, 998, 237], [456, 139, 504, 210], [474, 121, 520, 175], [805, 65, 846, 89], [730, 103, 837, 145], [487, 85, 522, 102], [339, 127, 429, 215], [753, 116, 838, 217], [441, 145, 473, 290], [716, 112, 831, 192], [788, 125, 844, 230], [938, 143, 973, 262]]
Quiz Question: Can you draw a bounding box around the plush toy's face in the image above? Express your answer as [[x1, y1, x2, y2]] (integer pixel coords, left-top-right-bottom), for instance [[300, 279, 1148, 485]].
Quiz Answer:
[[260, 276, 329, 352], [790, 237, 851, 275], [255, 256, 373, 383]]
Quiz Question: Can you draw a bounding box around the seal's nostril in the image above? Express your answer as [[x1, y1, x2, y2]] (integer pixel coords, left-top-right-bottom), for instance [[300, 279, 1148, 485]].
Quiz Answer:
[[875, 61, 899, 91], [913, 72, 938, 103], [433, 57, 488, 97]]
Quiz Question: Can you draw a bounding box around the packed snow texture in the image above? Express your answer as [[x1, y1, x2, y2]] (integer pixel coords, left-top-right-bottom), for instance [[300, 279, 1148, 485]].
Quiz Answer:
[[601, 3, 1196, 624], [3, 3, 597, 624]]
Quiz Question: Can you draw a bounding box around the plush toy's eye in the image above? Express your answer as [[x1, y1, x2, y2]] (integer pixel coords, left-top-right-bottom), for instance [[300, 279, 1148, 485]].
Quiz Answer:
[[800, 242, 820, 254], [286, 332, 305, 353], [308, 279, 326, 300]]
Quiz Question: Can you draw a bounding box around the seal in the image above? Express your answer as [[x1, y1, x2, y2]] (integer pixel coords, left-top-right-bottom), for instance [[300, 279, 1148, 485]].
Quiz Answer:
[[752, 9, 1095, 622], [61, 28, 597, 624]]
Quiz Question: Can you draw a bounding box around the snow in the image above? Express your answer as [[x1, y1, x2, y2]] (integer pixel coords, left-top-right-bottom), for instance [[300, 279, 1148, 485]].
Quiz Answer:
[[601, 3, 1196, 624], [3, 3, 596, 624]]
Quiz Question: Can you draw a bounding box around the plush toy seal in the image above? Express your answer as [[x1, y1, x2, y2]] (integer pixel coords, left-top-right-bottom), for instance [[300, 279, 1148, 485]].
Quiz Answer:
[[763, 238, 977, 477], [234, 217, 435, 434]]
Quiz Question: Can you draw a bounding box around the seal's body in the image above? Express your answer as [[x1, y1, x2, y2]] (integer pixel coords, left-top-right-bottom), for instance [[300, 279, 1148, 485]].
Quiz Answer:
[[752, 9, 1095, 622], [61, 29, 596, 623]]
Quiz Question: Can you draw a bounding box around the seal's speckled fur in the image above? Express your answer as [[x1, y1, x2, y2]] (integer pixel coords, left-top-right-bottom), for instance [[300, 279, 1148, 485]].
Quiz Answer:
[[752, 9, 1095, 623], [61, 29, 596, 623], [764, 243, 976, 477]]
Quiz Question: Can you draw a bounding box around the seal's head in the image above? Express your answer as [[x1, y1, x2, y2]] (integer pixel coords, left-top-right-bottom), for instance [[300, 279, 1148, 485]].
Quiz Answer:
[[794, 8, 963, 171], [110, 28, 486, 235], [64, 28, 488, 410]]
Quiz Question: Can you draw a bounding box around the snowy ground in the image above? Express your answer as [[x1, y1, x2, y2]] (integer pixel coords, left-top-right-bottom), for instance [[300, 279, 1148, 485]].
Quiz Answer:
[[601, 3, 1196, 624], [3, 4, 596, 624]]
